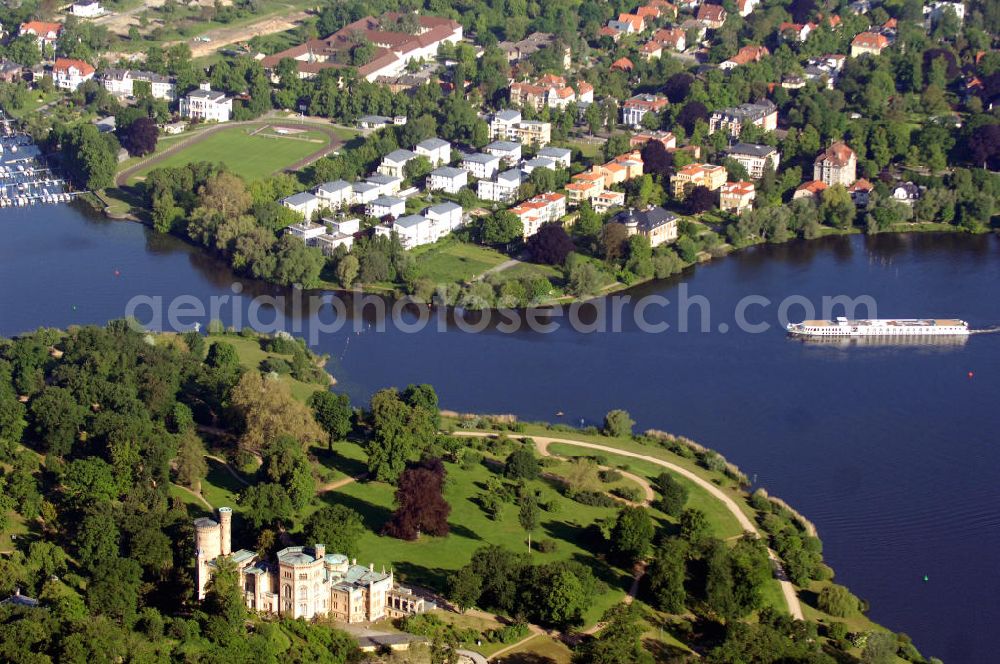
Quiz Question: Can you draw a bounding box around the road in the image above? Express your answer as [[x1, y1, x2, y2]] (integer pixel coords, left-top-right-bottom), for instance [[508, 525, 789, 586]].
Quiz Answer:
[[453, 431, 804, 620]]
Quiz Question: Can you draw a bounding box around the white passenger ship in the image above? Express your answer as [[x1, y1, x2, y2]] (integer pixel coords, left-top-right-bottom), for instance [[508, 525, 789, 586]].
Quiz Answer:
[[787, 317, 969, 337]]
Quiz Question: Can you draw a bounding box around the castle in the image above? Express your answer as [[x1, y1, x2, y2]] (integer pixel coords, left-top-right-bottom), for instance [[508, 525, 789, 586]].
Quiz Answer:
[[195, 508, 427, 622]]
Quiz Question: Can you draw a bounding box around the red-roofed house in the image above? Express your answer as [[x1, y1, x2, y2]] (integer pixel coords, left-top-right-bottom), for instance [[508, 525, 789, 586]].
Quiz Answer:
[[611, 57, 635, 73], [622, 93, 668, 126], [848, 179, 874, 206], [510, 74, 593, 111], [653, 27, 686, 51], [850, 31, 889, 57], [814, 141, 856, 186], [636, 5, 661, 20], [719, 45, 769, 69], [52, 58, 95, 91], [736, 0, 758, 17], [631, 131, 677, 150], [640, 41, 663, 61], [778, 22, 814, 42], [19, 21, 62, 49], [719, 181, 756, 214], [599, 26, 623, 41], [696, 4, 727, 29], [671, 163, 727, 198], [614, 13, 646, 33], [793, 180, 829, 199], [510, 192, 567, 239]]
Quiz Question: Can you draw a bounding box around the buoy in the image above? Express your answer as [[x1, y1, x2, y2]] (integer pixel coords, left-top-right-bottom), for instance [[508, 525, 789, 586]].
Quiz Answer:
[[556, 411, 564, 417], [114, 269, 121, 277], [923, 575, 929, 582], [968, 371, 974, 378]]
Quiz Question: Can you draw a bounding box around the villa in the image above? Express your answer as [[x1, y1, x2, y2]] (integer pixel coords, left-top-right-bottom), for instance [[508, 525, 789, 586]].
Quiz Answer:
[[180, 84, 232, 123], [414, 138, 451, 167], [428, 166, 468, 194]]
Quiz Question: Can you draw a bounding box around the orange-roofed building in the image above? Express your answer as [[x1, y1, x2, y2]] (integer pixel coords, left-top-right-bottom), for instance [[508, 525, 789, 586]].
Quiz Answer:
[[720, 44, 769, 69], [719, 181, 756, 214], [736, 0, 758, 17], [640, 41, 663, 60], [510, 192, 567, 239], [599, 26, 623, 41], [509, 74, 594, 111], [850, 31, 889, 57], [696, 4, 727, 28], [631, 131, 677, 150], [778, 22, 813, 42], [19, 21, 62, 48], [52, 58, 95, 91], [636, 5, 660, 20], [616, 13, 646, 33], [671, 163, 727, 198], [622, 92, 668, 126], [814, 141, 856, 186], [653, 27, 687, 51], [611, 57, 635, 72], [793, 180, 829, 199]]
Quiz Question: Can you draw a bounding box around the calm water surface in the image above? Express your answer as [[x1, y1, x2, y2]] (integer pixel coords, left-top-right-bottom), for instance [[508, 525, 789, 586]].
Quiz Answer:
[[1, 203, 998, 663]]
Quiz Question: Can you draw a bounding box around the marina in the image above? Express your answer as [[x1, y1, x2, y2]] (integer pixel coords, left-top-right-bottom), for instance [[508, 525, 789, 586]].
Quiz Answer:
[[0, 113, 80, 208]]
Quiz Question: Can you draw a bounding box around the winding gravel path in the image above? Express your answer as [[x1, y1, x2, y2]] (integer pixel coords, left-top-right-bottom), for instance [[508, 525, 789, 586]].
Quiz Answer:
[[453, 431, 804, 620]]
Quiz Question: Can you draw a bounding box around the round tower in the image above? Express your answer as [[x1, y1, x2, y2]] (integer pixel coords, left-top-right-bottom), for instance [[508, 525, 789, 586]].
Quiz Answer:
[[194, 516, 222, 600], [218, 507, 232, 556]]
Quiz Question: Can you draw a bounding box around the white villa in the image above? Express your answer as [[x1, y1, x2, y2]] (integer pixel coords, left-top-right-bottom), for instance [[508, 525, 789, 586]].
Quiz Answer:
[[377, 149, 416, 178], [427, 166, 468, 194], [180, 83, 232, 123], [460, 152, 501, 180], [484, 140, 522, 165], [368, 195, 405, 219], [98, 69, 177, 101], [415, 138, 451, 167], [376, 201, 464, 249], [281, 192, 322, 220], [316, 180, 354, 209], [477, 168, 525, 203]]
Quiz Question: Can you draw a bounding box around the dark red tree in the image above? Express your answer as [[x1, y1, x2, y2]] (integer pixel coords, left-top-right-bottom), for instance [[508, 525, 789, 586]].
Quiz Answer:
[[122, 117, 159, 157], [527, 223, 576, 265], [383, 457, 451, 540], [686, 185, 716, 214], [676, 101, 708, 134], [662, 73, 694, 104], [640, 140, 673, 176], [967, 123, 1000, 170]]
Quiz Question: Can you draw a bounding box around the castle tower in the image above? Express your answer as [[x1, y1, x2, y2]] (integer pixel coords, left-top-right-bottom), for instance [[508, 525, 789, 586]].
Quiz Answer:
[[314, 543, 325, 560], [194, 514, 222, 600], [218, 506, 232, 556]]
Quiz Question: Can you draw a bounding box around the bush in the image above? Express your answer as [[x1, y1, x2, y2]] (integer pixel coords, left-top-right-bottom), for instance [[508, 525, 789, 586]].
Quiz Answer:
[[486, 623, 529, 644], [599, 469, 623, 483], [570, 491, 617, 507], [612, 485, 643, 502], [260, 357, 291, 374], [460, 450, 483, 471], [826, 622, 848, 642], [817, 584, 861, 617], [603, 409, 634, 437], [536, 539, 558, 553]]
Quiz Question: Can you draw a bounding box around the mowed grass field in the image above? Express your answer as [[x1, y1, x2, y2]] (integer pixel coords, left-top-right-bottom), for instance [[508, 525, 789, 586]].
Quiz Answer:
[[127, 125, 330, 184], [411, 238, 510, 283]]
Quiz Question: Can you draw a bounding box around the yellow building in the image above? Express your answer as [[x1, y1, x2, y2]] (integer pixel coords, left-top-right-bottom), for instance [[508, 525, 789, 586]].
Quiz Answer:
[[671, 163, 727, 198]]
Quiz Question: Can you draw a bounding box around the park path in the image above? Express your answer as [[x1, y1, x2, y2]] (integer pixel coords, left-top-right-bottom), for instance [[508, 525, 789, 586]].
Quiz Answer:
[[453, 431, 804, 621], [475, 258, 523, 281], [172, 481, 212, 510], [317, 471, 369, 494], [205, 454, 250, 486], [114, 114, 347, 187]]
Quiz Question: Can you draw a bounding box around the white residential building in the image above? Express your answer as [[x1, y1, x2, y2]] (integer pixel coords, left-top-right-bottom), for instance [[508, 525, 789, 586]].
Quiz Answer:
[[414, 138, 451, 167], [460, 153, 501, 180], [477, 168, 525, 203], [352, 182, 380, 205], [365, 173, 403, 197], [521, 157, 557, 174], [484, 140, 522, 165], [315, 217, 360, 253], [98, 69, 177, 101], [52, 58, 95, 91], [377, 149, 416, 178], [425, 201, 464, 233], [536, 146, 572, 169], [315, 180, 354, 209], [428, 167, 468, 194], [286, 221, 327, 243], [368, 195, 405, 219], [379, 202, 464, 250], [724, 143, 781, 178], [180, 83, 232, 122], [70, 1, 104, 17], [281, 192, 321, 220]]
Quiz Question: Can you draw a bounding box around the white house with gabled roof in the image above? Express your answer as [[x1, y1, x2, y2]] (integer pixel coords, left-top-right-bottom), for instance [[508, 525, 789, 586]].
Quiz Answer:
[[428, 166, 468, 193], [315, 180, 354, 209], [415, 138, 451, 167], [460, 152, 501, 180]]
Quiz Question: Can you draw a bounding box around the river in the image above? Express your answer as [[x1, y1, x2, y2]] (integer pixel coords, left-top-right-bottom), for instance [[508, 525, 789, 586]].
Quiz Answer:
[[1, 202, 998, 663]]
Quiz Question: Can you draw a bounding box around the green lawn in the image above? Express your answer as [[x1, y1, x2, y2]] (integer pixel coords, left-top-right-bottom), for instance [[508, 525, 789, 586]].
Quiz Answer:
[[127, 125, 329, 183], [213, 333, 329, 402], [314, 442, 631, 627], [411, 238, 511, 283], [496, 634, 573, 663], [0, 510, 28, 553]]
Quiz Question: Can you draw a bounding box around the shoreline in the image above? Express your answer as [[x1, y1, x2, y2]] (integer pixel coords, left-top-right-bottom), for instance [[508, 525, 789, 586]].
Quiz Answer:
[[92, 191, 998, 309]]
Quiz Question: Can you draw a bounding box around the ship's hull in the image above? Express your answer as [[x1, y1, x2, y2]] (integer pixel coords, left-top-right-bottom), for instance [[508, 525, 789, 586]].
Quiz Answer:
[[787, 319, 969, 337]]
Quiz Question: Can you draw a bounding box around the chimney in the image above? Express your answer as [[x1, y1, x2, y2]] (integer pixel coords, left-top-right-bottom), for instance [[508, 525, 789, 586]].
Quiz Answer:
[[315, 543, 326, 560], [369, 563, 374, 572], [218, 507, 232, 556], [199, 81, 211, 91]]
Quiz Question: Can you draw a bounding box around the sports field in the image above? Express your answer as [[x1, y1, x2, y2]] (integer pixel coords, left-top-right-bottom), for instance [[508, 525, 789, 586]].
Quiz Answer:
[[126, 125, 331, 184]]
